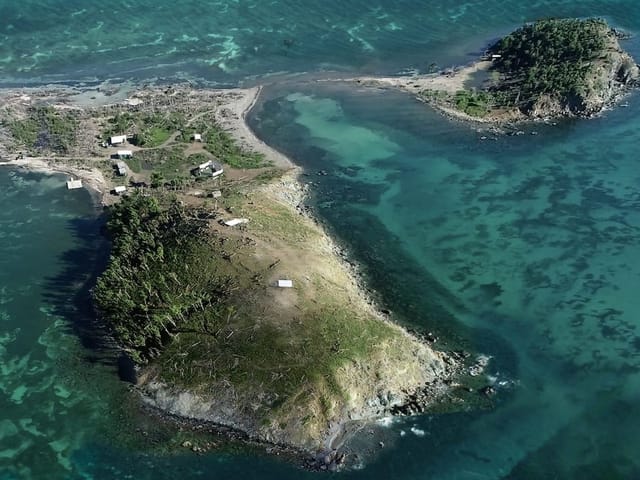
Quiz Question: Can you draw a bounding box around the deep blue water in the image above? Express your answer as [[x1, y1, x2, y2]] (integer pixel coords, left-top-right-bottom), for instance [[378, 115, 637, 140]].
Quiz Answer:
[[2, 1, 640, 479]]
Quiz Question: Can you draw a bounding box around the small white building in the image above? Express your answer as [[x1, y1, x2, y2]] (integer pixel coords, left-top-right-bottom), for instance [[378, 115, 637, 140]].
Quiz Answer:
[[224, 218, 249, 227], [110, 135, 127, 145], [124, 98, 143, 106], [114, 185, 127, 194], [192, 133, 202, 142], [198, 160, 212, 171], [211, 190, 222, 198], [66, 179, 83, 190], [277, 280, 293, 288], [211, 166, 224, 178], [117, 150, 133, 159], [115, 161, 128, 176]]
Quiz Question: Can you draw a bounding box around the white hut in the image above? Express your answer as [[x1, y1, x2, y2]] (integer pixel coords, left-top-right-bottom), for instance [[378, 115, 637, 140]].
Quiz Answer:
[[115, 161, 128, 176], [198, 160, 212, 171], [117, 150, 133, 159], [277, 280, 293, 288], [192, 133, 202, 142], [110, 135, 127, 145], [224, 218, 249, 227], [66, 179, 83, 190], [114, 185, 127, 195], [124, 98, 143, 106]]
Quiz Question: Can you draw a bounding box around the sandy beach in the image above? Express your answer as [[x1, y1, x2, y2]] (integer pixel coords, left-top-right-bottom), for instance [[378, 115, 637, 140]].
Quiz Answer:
[[351, 60, 492, 94], [214, 86, 295, 170]]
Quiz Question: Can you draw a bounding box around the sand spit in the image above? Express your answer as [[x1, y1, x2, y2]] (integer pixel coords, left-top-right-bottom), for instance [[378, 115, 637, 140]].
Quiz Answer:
[[339, 61, 514, 124], [352, 60, 492, 94]]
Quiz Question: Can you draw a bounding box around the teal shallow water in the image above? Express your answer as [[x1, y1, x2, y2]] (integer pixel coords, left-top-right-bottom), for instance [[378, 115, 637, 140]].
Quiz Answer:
[[1, 0, 639, 85], [3, 0, 640, 478], [0, 171, 119, 478]]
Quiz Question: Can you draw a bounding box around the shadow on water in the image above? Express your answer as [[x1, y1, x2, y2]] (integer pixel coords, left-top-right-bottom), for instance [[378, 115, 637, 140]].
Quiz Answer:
[[40, 212, 137, 383]]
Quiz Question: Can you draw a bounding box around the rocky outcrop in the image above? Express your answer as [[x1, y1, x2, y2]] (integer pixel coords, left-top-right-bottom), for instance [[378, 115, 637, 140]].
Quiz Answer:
[[527, 33, 639, 118], [138, 330, 458, 456]]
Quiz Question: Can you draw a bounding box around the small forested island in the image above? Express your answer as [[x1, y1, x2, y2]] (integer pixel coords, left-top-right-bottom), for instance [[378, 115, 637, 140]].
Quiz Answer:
[[361, 18, 639, 123], [0, 85, 484, 470]]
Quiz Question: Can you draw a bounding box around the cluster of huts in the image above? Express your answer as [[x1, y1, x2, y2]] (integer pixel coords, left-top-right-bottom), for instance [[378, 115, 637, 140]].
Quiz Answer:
[[71, 132, 294, 291], [106, 135, 132, 195], [92, 132, 218, 195]]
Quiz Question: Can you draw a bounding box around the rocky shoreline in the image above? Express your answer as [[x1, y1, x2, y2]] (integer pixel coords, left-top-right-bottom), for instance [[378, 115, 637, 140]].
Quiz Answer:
[[136, 363, 477, 473], [132, 171, 491, 471]]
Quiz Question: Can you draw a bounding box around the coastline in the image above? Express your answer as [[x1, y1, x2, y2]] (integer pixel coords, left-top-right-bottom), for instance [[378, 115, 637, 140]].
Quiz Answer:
[[136, 162, 464, 467], [345, 60, 515, 125], [0, 157, 110, 204]]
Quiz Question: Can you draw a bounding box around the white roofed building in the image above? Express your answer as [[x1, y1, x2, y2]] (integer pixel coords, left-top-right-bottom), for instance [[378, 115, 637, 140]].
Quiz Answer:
[[66, 179, 83, 190], [110, 135, 127, 145]]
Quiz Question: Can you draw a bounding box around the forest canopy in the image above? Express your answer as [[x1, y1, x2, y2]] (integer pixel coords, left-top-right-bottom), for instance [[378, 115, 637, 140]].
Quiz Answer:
[[93, 194, 233, 363], [488, 18, 611, 107]]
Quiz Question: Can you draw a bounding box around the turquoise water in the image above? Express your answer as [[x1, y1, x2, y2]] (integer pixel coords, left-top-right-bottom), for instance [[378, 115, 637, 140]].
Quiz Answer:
[[248, 84, 640, 479], [249, 82, 640, 478], [0, 171, 117, 478], [1, 0, 639, 85], [3, 0, 640, 478]]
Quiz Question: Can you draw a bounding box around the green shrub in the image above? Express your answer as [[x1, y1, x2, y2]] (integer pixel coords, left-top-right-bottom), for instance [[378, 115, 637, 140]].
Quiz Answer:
[[9, 106, 78, 153]]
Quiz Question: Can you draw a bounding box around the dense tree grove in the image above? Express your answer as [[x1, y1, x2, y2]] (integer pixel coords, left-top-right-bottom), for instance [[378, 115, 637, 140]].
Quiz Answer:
[[489, 18, 610, 109], [94, 194, 233, 362]]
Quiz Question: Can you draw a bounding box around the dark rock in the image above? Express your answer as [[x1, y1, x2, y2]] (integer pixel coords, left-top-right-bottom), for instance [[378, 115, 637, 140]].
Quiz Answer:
[[479, 385, 497, 397]]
